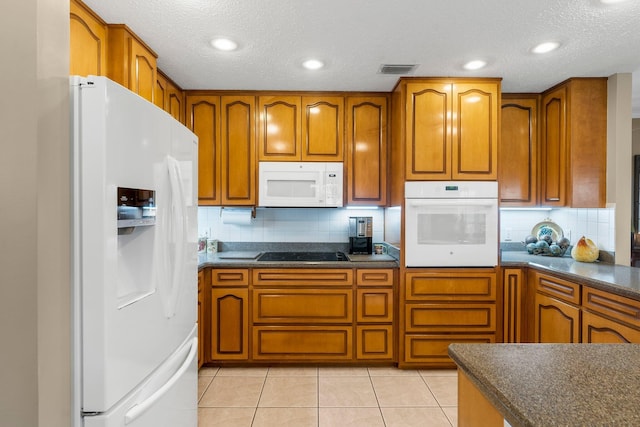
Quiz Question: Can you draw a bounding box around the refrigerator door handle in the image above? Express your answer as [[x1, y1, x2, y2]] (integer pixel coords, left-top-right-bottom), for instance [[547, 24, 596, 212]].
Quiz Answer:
[[123, 337, 197, 425]]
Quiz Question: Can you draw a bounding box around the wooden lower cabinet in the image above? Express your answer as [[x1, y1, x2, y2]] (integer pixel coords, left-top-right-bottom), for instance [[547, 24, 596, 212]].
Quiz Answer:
[[401, 269, 498, 368], [502, 268, 527, 343], [356, 325, 393, 360], [197, 270, 205, 368], [211, 288, 249, 360], [458, 370, 504, 427], [582, 310, 640, 343], [534, 292, 580, 343], [253, 326, 353, 361]]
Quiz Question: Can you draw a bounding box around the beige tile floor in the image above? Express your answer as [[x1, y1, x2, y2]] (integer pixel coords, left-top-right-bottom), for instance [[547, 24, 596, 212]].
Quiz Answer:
[[198, 366, 458, 426]]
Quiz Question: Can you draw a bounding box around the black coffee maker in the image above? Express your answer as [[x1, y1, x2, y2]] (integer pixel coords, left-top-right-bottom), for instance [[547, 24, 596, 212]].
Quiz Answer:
[[348, 216, 373, 254]]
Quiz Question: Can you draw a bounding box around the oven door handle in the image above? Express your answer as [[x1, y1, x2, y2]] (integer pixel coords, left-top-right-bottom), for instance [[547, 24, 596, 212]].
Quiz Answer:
[[406, 199, 496, 207]]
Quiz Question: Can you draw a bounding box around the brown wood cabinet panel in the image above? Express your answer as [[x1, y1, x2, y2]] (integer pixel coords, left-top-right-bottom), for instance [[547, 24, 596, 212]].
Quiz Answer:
[[70, 0, 107, 77], [582, 310, 640, 343], [258, 96, 301, 161], [221, 95, 256, 205], [534, 292, 580, 343], [356, 325, 393, 360], [356, 289, 393, 323], [583, 287, 640, 328], [533, 272, 580, 305], [404, 334, 495, 365], [107, 25, 158, 104], [356, 268, 394, 286], [503, 268, 526, 343], [458, 371, 504, 427], [405, 303, 496, 333], [211, 288, 249, 360], [540, 86, 567, 206], [405, 270, 497, 301], [156, 70, 184, 123], [252, 289, 352, 324], [252, 269, 353, 286], [346, 96, 388, 205], [211, 268, 249, 287], [252, 326, 352, 360], [302, 96, 344, 161], [500, 95, 538, 206], [452, 82, 499, 180], [198, 269, 205, 367], [186, 95, 221, 205]]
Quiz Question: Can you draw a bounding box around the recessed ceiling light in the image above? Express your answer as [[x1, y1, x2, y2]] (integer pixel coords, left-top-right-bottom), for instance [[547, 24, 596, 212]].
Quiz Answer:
[[302, 59, 324, 70], [463, 60, 487, 71], [600, 0, 628, 4], [210, 38, 238, 51], [531, 41, 560, 54]]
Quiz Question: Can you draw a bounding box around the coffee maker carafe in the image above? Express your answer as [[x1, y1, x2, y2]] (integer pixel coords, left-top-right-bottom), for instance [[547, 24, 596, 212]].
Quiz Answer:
[[349, 216, 372, 254]]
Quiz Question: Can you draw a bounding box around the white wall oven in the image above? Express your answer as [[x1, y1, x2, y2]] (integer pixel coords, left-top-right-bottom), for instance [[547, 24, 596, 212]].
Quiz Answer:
[[404, 181, 498, 267]]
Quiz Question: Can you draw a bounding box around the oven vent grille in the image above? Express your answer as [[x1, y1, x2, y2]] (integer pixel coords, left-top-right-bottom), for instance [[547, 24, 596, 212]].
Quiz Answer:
[[378, 64, 418, 75]]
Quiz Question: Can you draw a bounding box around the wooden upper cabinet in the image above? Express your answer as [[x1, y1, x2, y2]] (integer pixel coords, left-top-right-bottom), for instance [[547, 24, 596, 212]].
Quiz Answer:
[[70, 0, 107, 77], [106, 24, 158, 103], [346, 96, 388, 206], [499, 95, 539, 206], [258, 96, 301, 161], [221, 95, 256, 205], [258, 95, 343, 161], [156, 70, 184, 123], [405, 79, 499, 181], [540, 78, 607, 207], [302, 96, 344, 161], [186, 95, 221, 205]]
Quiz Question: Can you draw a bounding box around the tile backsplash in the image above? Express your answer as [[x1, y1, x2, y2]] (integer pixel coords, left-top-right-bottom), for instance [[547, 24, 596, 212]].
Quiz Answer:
[[198, 207, 386, 243], [500, 207, 615, 251]]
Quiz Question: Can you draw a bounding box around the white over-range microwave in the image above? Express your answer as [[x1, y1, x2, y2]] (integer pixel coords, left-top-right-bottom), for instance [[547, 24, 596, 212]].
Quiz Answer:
[[404, 181, 499, 267], [258, 162, 343, 207]]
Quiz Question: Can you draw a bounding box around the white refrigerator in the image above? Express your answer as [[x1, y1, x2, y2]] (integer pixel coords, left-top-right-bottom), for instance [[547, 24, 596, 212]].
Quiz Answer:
[[70, 76, 198, 427]]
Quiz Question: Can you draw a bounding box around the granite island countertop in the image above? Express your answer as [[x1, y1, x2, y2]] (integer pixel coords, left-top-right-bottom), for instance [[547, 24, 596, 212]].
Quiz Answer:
[[501, 251, 640, 301], [448, 343, 640, 427]]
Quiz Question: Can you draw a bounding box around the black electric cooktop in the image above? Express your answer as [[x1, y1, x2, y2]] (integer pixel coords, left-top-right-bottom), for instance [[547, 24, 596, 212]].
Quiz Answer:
[[257, 251, 348, 262]]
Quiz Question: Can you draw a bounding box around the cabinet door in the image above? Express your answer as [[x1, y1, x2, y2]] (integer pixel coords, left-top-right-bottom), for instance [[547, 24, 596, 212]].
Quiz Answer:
[[302, 96, 344, 161], [197, 270, 205, 367], [129, 37, 157, 103], [540, 85, 567, 206], [258, 96, 301, 161], [70, 0, 107, 77], [221, 95, 256, 205], [357, 289, 393, 323], [356, 325, 393, 360], [405, 82, 451, 180], [452, 82, 499, 180], [500, 96, 538, 206], [157, 71, 184, 123], [186, 95, 221, 205], [534, 292, 580, 343], [503, 268, 526, 343], [346, 96, 388, 205], [211, 288, 249, 360], [582, 311, 640, 343], [252, 289, 353, 324]]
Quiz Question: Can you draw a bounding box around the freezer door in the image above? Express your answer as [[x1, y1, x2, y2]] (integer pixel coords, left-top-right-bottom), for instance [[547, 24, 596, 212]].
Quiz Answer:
[[84, 327, 198, 427], [75, 76, 198, 413]]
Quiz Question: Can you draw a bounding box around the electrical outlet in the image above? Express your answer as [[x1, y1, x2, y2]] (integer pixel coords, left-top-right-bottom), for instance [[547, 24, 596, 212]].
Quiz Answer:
[[504, 228, 513, 241]]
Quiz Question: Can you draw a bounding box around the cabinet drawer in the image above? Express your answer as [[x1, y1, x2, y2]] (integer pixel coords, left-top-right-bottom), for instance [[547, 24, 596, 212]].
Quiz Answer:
[[252, 289, 352, 323], [211, 268, 250, 286], [356, 325, 394, 360], [356, 288, 393, 323], [356, 269, 394, 286], [252, 326, 352, 360], [404, 334, 495, 364], [533, 272, 580, 305], [252, 268, 353, 286], [405, 303, 496, 333], [583, 287, 640, 328], [405, 271, 496, 301]]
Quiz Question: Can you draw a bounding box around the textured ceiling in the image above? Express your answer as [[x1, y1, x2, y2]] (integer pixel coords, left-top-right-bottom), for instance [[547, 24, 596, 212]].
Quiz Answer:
[[82, 0, 640, 117]]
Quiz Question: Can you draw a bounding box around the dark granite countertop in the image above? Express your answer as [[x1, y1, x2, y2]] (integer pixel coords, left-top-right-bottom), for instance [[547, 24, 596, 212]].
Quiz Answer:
[[449, 343, 640, 427], [501, 251, 640, 301], [198, 252, 399, 269]]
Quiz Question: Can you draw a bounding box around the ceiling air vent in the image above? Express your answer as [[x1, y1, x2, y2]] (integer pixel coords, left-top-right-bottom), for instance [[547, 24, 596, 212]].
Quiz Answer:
[[378, 64, 418, 75]]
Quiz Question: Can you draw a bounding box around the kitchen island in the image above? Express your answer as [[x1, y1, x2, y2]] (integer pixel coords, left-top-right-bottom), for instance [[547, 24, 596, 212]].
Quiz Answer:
[[448, 343, 640, 426]]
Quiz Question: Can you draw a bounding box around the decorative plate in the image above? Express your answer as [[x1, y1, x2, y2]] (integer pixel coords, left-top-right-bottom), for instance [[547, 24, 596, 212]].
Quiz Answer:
[[531, 219, 564, 243]]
